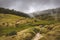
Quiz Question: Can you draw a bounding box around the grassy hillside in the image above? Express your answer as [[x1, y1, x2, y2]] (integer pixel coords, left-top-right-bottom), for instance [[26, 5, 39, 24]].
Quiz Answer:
[[0, 7, 60, 40], [0, 23, 60, 40], [0, 13, 35, 36], [0, 13, 55, 36]]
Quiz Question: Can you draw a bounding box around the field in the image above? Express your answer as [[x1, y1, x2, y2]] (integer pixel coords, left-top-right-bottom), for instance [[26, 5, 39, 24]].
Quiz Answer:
[[0, 7, 60, 40]]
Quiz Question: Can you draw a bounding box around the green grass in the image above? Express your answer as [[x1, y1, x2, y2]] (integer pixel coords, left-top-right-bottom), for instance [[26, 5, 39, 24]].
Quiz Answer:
[[0, 13, 60, 40], [0, 24, 36, 36]]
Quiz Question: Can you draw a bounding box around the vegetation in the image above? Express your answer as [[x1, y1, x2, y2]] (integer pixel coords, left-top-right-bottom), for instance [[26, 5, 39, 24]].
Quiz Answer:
[[0, 7, 30, 17], [34, 8, 60, 21], [0, 7, 60, 40]]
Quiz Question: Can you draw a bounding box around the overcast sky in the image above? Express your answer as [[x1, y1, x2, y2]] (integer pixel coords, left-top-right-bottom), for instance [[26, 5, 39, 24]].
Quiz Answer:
[[0, 0, 60, 13]]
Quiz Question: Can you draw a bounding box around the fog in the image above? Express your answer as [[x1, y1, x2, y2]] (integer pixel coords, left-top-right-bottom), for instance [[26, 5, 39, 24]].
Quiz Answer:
[[0, 0, 60, 13]]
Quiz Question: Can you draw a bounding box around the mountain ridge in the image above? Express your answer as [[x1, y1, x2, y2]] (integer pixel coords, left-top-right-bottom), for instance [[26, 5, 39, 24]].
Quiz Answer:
[[31, 7, 60, 21], [0, 7, 30, 17], [32, 7, 60, 17]]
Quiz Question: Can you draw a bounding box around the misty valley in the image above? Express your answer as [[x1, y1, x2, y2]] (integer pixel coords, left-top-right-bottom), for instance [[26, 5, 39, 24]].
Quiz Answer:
[[0, 7, 60, 40]]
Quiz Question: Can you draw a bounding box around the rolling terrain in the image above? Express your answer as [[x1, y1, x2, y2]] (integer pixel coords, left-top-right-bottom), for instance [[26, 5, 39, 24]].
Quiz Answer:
[[0, 7, 60, 40], [32, 8, 60, 21]]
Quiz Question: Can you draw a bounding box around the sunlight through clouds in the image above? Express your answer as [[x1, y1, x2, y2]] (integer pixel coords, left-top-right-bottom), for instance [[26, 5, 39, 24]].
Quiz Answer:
[[0, 0, 60, 13]]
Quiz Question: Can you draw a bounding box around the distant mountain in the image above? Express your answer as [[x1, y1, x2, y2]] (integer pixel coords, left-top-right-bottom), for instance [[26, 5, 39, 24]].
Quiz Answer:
[[32, 7, 60, 21], [0, 7, 30, 17]]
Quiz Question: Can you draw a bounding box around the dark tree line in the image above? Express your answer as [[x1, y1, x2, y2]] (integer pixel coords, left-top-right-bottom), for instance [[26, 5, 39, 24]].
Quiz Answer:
[[0, 7, 30, 17]]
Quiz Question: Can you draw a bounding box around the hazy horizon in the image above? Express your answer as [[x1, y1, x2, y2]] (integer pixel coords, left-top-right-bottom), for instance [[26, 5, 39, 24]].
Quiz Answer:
[[0, 0, 60, 13]]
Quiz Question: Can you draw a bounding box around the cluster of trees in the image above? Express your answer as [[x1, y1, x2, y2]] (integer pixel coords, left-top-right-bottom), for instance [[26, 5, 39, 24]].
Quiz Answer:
[[0, 7, 29, 17]]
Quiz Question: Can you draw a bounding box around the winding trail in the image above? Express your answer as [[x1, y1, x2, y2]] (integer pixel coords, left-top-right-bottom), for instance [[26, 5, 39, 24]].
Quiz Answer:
[[17, 28, 43, 40], [32, 33, 43, 40]]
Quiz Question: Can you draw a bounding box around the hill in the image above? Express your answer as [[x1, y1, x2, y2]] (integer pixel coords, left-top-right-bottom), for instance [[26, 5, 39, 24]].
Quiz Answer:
[[32, 8, 60, 21], [0, 7, 60, 40], [0, 7, 30, 17]]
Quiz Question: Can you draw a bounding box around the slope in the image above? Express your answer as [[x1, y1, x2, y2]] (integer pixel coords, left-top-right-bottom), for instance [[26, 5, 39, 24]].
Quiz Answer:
[[32, 7, 60, 21]]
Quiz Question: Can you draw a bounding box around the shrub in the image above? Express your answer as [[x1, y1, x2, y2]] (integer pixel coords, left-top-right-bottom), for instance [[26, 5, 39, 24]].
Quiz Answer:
[[6, 31, 17, 36], [55, 36, 60, 40]]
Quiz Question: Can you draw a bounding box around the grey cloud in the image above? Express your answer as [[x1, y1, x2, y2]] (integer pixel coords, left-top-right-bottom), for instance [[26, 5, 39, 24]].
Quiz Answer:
[[0, 0, 60, 13]]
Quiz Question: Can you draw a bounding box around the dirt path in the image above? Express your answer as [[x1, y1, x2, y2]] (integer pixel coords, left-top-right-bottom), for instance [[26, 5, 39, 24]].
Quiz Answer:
[[17, 27, 43, 40], [32, 33, 43, 40]]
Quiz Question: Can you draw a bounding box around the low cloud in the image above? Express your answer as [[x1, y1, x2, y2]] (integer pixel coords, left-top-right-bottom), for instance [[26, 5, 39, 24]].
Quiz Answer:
[[0, 0, 60, 13]]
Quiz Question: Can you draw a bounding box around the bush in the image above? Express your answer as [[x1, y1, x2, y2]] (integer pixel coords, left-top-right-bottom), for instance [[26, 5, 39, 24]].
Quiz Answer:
[[55, 36, 60, 40], [40, 28, 49, 34], [6, 31, 17, 36], [0, 26, 4, 36], [33, 28, 40, 33]]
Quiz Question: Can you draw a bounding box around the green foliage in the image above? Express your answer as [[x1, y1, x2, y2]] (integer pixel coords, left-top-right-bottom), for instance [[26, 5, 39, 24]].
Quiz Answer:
[[33, 28, 40, 33], [40, 27, 49, 34], [0, 26, 4, 36], [0, 7, 30, 17], [6, 31, 17, 36], [0, 7, 60, 40]]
